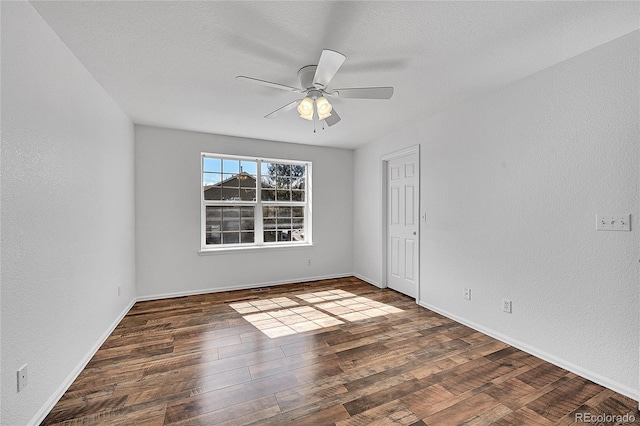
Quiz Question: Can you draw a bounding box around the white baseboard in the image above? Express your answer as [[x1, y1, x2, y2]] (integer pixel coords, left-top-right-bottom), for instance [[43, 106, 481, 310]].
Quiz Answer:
[[418, 301, 639, 402], [28, 298, 137, 426], [136, 273, 353, 302], [353, 273, 383, 288]]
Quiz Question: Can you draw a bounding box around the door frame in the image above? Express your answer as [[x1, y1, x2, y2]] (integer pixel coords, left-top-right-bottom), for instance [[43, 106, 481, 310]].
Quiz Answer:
[[380, 144, 420, 302]]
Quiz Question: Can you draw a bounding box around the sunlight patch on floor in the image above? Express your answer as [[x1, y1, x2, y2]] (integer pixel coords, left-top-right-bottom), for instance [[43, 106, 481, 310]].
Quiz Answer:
[[233, 290, 404, 338], [241, 306, 343, 338], [295, 289, 357, 303], [315, 297, 403, 321], [228, 297, 299, 314]]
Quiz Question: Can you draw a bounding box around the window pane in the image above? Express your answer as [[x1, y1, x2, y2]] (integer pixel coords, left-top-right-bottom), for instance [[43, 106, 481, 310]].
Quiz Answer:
[[280, 164, 291, 176], [263, 218, 276, 230], [223, 174, 239, 187], [224, 207, 240, 217], [292, 218, 304, 229], [277, 207, 291, 218], [279, 230, 292, 241], [277, 218, 292, 229], [261, 162, 274, 177], [222, 232, 240, 244], [292, 229, 304, 241], [292, 178, 305, 190], [241, 161, 257, 176], [264, 231, 276, 242], [277, 177, 291, 189], [262, 162, 295, 178], [238, 173, 255, 188], [291, 190, 305, 202], [263, 206, 277, 218], [223, 221, 239, 232], [241, 218, 254, 231], [277, 190, 291, 202], [222, 187, 240, 201], [223, 159, 240, 174], [261, 176, 276, 189], [241, 207, 254, 217], [290, 165, 305, 178], [240, 188, 256, 201], [203, 172, 222, 186], [261, 189, 275, 201], [206, 207, 223, 245], [207, 206, 222, 218], [203, 158, 221, 173], [292, 207, 304, 217], [203, 172, 223, 200], [207, 231, 221, 245], [222, 207, 240, 231], [241, 232, 254, 243], [205, 185, 221, 200]]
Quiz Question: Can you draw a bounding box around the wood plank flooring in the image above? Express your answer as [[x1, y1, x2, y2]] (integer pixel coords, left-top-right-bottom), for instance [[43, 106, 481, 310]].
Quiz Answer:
[[42, 277, 639, 425]]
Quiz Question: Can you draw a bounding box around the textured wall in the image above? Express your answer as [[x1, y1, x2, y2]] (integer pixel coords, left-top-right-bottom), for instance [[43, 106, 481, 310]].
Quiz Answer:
[[1, 3, 136, 425], [135, 125, 353, 299], [354, 31, 639, 397]]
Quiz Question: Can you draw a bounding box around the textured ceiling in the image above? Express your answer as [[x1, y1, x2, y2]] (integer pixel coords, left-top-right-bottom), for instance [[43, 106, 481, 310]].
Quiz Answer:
[[31, 1, 638, 149]]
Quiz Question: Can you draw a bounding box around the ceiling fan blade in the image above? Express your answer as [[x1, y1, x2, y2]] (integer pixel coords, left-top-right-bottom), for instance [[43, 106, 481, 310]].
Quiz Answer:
[[331, 87, 394, 99], [264, 100, 301, 118], [236, 76, 303, 93], [313, 49, 346, 89], [324, 108, 341, 127]]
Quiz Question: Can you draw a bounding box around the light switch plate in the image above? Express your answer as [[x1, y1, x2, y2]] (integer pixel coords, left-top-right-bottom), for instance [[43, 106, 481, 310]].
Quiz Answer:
[[597, 214, 630, 231]]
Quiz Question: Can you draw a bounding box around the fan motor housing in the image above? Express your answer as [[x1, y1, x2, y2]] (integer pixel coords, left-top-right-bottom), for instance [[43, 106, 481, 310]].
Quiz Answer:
[[297, 65, 318, 90]]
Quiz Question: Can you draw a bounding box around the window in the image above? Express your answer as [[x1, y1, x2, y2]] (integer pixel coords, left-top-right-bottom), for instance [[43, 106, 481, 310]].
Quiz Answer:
[[201, 153, 311, 250]]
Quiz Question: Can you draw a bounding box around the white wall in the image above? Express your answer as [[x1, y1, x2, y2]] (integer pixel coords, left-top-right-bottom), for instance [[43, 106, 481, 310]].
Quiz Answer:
[[135, 125, 353, 299], [0, 3, 136, 425], [354, 31, 639, 398]]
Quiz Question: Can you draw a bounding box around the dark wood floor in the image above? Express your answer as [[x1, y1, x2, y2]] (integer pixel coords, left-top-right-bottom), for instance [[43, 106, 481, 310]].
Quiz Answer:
[[43, 277, 638, 425]]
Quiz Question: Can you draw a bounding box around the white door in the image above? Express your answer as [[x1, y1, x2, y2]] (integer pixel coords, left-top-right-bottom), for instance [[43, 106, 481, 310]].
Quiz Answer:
[[387, 153, 418, 298]]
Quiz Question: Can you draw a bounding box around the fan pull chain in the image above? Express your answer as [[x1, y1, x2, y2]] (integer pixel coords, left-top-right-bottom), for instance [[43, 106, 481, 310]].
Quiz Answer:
[[313, 119, 316, 133]]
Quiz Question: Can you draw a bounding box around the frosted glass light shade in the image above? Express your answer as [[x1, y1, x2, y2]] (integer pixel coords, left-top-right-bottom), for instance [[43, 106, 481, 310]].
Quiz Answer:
[[316, 96, 332, 120], [297, 97, 314, 120]]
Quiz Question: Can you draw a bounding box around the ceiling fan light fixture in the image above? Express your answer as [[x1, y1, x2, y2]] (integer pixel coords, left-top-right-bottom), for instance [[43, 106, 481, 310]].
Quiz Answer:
[[237, 49, 393, 130], [297, 97, 314, 120], [316, 96, 332, 120]]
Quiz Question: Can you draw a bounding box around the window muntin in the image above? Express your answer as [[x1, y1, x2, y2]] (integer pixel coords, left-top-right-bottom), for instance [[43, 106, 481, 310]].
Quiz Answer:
[[202, 154, 310, 250]]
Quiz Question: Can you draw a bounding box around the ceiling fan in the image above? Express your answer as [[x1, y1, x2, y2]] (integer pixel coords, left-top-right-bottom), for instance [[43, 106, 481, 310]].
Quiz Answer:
[[236, 49, 394, 128]]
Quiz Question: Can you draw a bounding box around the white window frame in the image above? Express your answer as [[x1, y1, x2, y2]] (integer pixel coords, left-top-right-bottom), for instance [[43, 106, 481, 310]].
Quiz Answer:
[[200, 152, 312, 252]]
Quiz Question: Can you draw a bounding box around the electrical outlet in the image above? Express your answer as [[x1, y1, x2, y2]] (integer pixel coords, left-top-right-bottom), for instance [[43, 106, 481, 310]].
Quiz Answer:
[[502, 299, 512, 313], [597, 214, 630, 231], [307, 259, 311, 266], [463, 288, 471, 300], [17, 364, 28, 392]]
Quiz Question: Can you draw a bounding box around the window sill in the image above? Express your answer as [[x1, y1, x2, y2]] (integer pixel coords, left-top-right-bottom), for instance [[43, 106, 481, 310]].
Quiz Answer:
[[198, 242, 313, 255]]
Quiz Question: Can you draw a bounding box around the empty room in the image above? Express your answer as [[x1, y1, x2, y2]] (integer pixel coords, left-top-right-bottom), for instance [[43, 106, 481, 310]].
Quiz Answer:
[[1, 1, 639, 425]]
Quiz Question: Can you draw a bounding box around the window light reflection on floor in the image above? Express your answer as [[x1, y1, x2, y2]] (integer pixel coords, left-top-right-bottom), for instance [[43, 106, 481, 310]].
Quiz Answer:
[[228, 297, 299, 314], [241, 306, 343, 338], [230, 290, 404, 338], [296, 289, 358, 303]]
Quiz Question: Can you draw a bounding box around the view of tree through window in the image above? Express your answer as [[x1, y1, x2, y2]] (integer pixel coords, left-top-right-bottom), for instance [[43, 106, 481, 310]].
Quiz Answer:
[[202, 154, 310, 248]]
